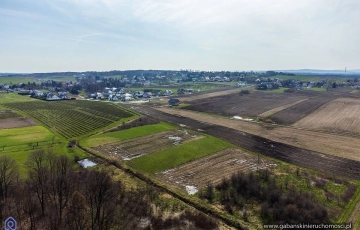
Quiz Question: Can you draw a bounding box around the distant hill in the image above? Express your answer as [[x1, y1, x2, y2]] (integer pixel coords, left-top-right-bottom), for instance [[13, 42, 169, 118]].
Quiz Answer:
[[275, 69, 360, 75]]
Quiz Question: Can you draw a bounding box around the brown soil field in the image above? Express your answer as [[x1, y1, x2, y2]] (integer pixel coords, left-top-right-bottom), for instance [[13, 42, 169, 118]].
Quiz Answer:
[[156, 148, 276, 191], [258, 98, 309, 117], [183, 91, 308, 117], [269, 95, 336, 125], [93, 129, 202, 160], [0, 117, 37, 129], [294, 98, 360, 135], [128, 106, 360, 180]]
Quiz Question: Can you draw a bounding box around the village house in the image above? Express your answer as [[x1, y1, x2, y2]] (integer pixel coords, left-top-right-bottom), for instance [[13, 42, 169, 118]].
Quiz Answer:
[[168, 98, 180, 106]]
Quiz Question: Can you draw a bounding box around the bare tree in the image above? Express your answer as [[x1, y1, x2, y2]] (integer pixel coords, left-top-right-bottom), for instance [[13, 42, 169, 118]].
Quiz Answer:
[[85, 170, 120, 230], [26, 150, 50, 216], [0, 156, 19, 201], [48, 155, 75, 226], [0, 155, 19, 221], [67, 191, 89, 230]]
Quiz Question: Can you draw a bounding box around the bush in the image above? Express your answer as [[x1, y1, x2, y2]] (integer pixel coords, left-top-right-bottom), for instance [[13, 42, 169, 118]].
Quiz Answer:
[[284, 88, 296, 93], [239, 89, 250, 96]]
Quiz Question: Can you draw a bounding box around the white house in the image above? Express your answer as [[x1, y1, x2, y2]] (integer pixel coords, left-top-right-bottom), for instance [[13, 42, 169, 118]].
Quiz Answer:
[[108, 94, 118, 101], [163, 90, 173, 96], [46, 94, 61, 101]]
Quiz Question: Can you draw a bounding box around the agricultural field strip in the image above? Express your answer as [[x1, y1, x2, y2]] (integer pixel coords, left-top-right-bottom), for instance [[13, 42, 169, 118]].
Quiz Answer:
[[26, 110, 112, 138], [0, 110, 22, 119], [183, 91, 308, 117], [155, 107, 360, 162], [4, 101, 133, 138], [176, 88, 244, 102], [258, 98, 309, 117], [132, 106, 360, 180], [92, 130, 202, 160], [269, 96, 336, 125], [294, 98, 360, 135], [156, 148, 273, 189]]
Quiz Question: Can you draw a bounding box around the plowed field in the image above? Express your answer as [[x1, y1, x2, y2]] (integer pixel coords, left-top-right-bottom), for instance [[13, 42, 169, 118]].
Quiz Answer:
[[294, 98, 360, 135], [183, 92, 307, 117], [156, 148, 276, 190]]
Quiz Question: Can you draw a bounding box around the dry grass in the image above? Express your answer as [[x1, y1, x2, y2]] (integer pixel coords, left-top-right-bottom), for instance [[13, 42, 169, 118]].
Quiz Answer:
[[294, 98, 360, 135]]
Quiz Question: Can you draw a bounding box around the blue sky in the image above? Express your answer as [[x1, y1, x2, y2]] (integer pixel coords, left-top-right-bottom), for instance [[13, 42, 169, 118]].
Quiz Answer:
[[1, 0, 359, 73]]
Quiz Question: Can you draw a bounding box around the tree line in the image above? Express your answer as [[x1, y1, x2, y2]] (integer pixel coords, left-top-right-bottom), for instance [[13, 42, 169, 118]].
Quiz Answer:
[[0, 151, 218, 229], [201, 170, 330, 225]]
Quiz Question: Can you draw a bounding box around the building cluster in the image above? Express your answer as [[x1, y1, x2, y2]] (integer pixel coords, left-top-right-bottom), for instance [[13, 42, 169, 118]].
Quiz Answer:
[[88, 87, 175, 101]]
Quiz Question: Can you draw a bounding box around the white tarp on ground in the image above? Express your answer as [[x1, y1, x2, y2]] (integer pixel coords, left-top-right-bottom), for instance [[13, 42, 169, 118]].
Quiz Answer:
[[233, 116, 253, 121], [78, 159, 97, 168], [186, 185, 198, 195]]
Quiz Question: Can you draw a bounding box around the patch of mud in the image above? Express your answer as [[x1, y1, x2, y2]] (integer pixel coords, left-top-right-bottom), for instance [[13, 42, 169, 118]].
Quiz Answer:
[[0, 117, 37, 129]]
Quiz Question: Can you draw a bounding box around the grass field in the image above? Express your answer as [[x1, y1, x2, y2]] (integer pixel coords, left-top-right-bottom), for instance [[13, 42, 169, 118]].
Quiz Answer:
[[0, 126, 55, 147], [0, 76, 40, 84], [0, 92, 38, 103], [0, 125, 87, 176], [80, 122, 176, 148], [272, 75, 322, 82], [0, 75, 76, 84], [304, 87, 327, 92], [130, 135, 234, 174]]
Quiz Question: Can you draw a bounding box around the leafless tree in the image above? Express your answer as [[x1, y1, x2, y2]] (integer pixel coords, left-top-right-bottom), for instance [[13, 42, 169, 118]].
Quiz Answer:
[[26, 150, 50, 216]]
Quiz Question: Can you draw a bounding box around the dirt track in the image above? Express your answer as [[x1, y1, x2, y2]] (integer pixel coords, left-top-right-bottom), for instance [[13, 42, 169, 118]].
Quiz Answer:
[[129, 105, 360, 180]]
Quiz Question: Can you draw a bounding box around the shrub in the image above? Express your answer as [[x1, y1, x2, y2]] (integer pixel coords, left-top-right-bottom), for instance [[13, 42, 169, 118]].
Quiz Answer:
[[284, 88, 296, 93], [239, 89, 250, 96]]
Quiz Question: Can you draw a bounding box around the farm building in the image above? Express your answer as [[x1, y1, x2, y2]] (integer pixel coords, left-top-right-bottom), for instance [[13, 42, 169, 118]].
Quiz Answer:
[[168, 98, 180, 106]]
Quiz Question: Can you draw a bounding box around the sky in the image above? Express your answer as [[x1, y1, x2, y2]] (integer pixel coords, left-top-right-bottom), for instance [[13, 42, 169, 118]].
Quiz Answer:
[[0, 0, 359, 73]]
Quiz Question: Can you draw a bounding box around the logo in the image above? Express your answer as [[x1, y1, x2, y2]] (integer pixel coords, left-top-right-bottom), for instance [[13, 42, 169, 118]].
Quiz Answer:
[[4, 217, 17, 230]]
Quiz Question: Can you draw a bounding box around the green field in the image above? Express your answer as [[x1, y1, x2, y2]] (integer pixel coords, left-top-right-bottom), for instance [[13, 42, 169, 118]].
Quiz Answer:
[[304, 87, 327, 92], [0, 76, 40, 84], [0, 75, 76, 84], [0, 126, 55, 147], [272, 75, 322, 81], [130, 135, 234, 174], [0, 126, 70, 176], [3, 99, 137, 139], [81, 122, 176, 148], [0, 92, 38, 103]]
